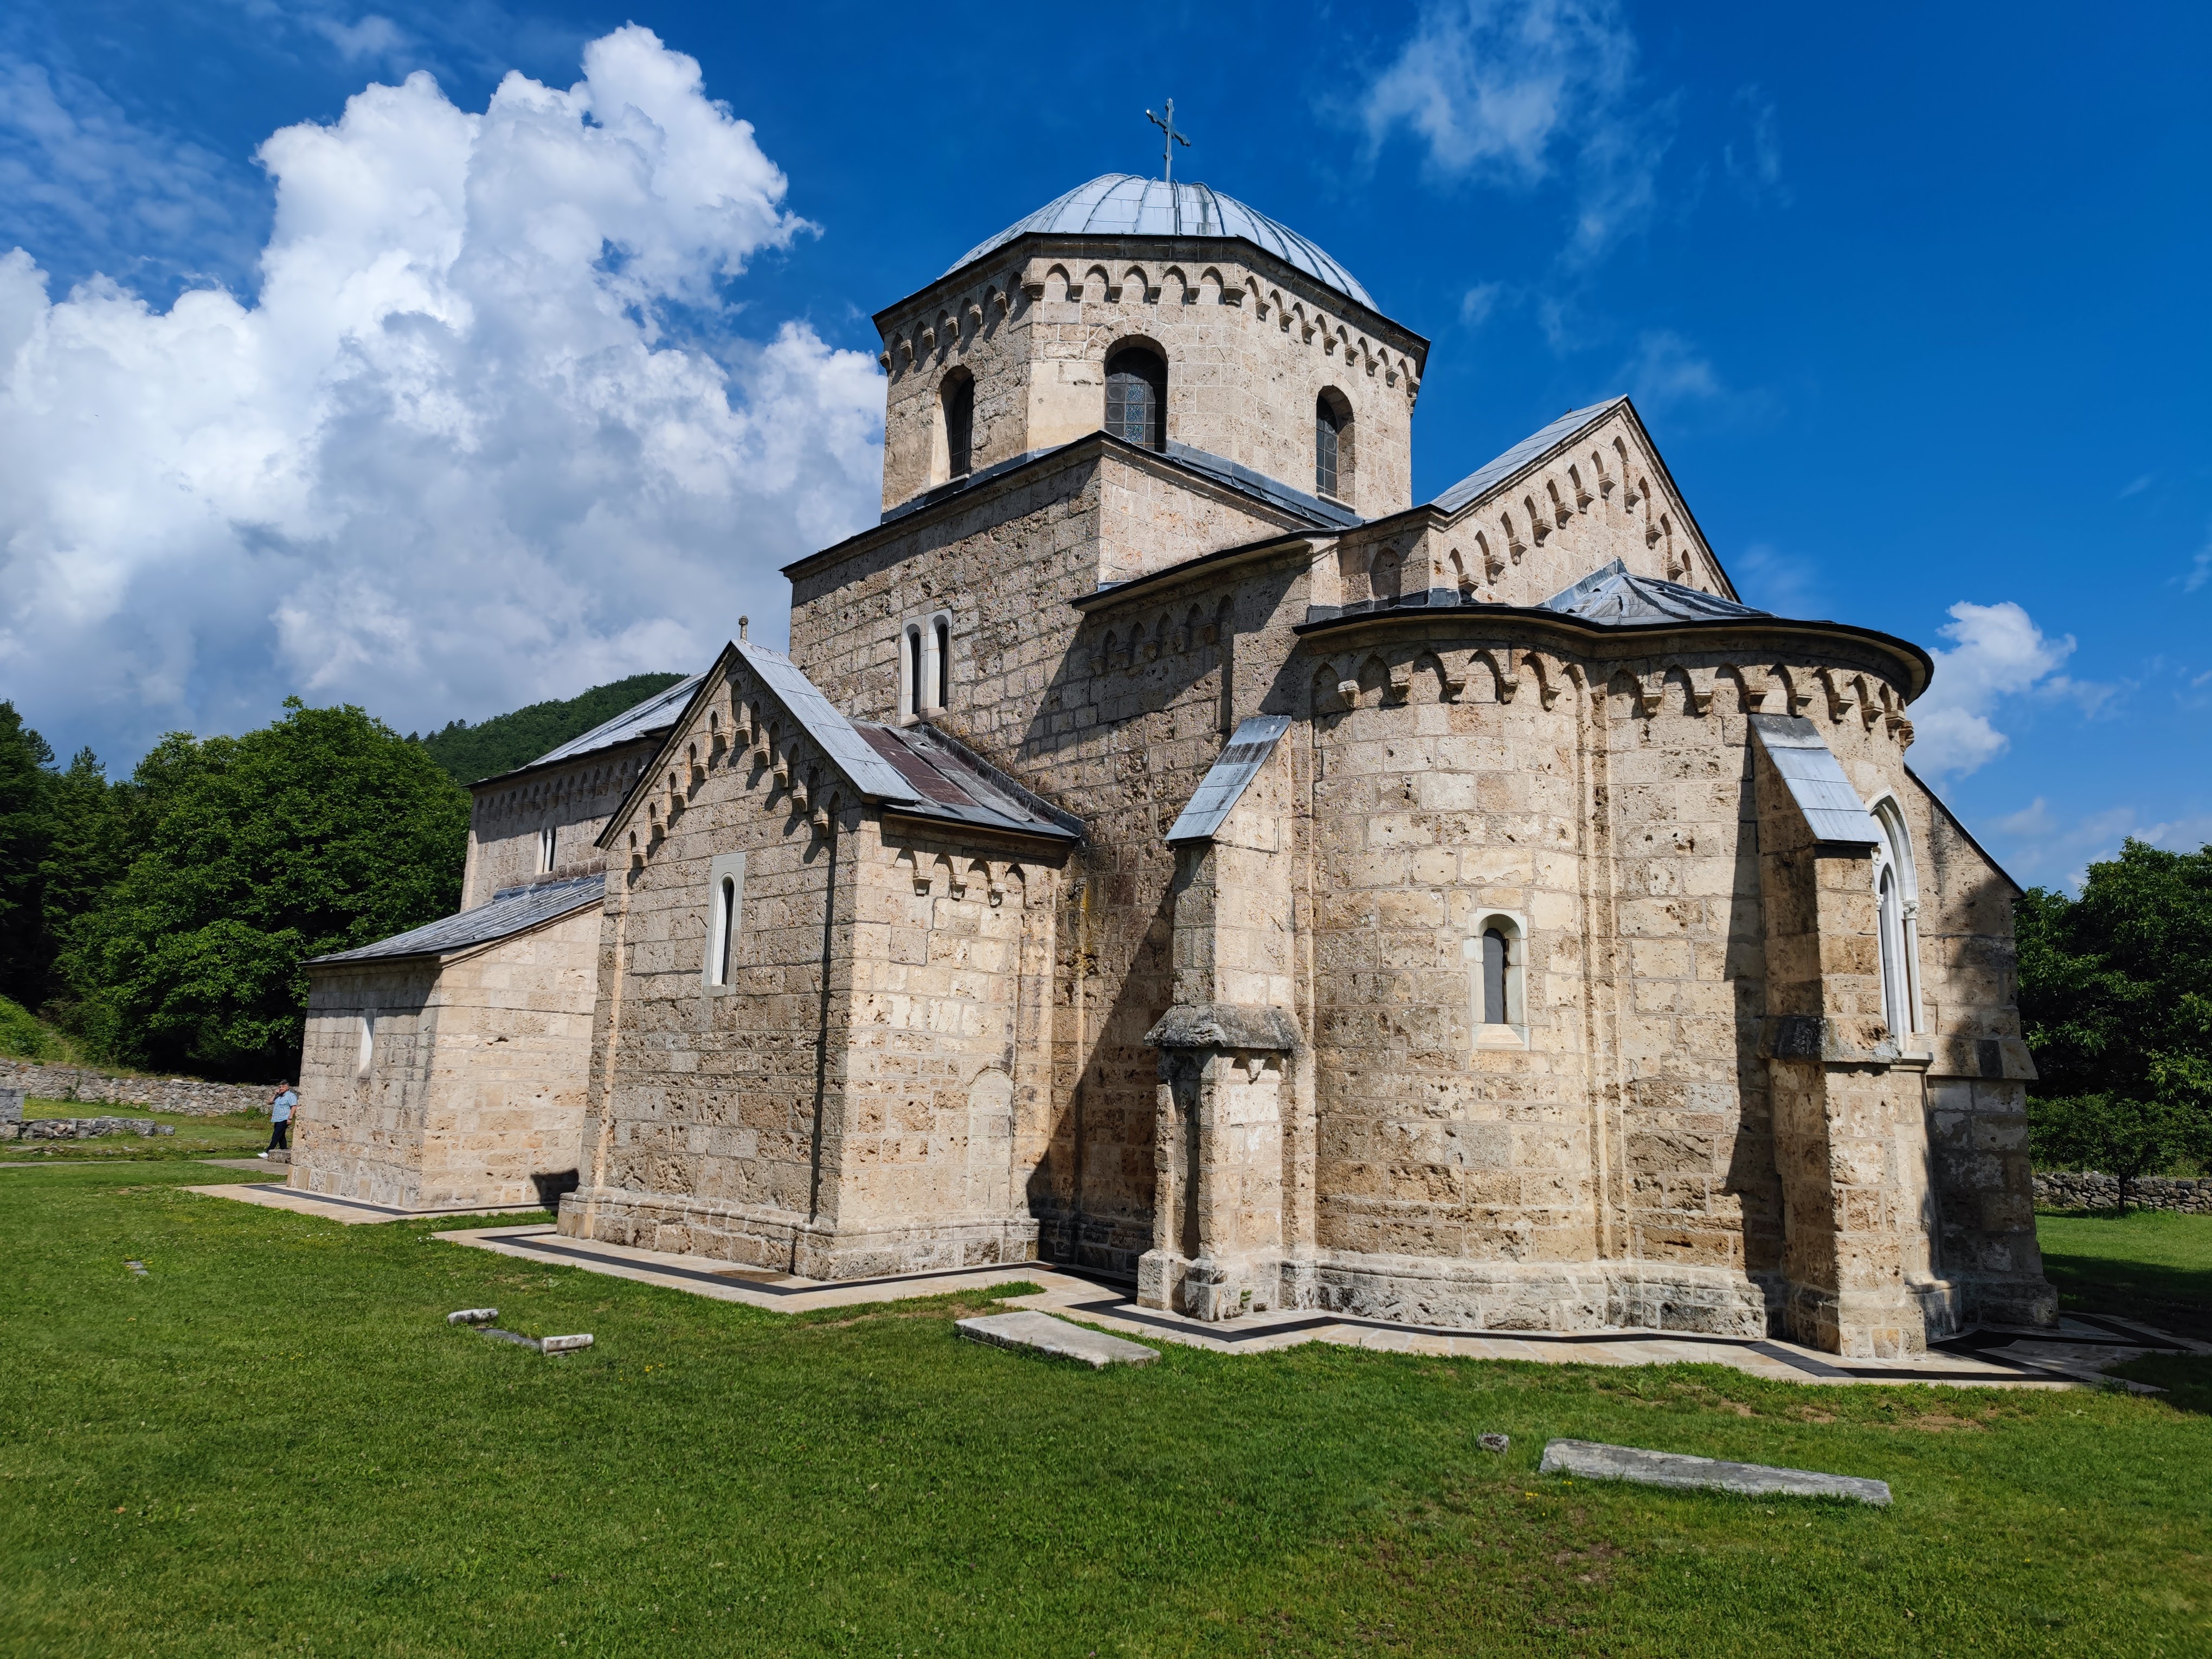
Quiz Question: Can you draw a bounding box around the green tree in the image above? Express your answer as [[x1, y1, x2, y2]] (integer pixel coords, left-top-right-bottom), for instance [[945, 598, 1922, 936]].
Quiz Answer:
[[63, 699, 469, 1078], [2017, 839, 2212, 1206], [0, 704, 134, 1013], [0, 703, 56, 1004]]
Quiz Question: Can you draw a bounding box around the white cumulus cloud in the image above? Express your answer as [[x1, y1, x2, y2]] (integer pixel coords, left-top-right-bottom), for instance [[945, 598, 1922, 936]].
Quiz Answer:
[[1908, 600, 2109, 779], [0, 24, 884, 761]]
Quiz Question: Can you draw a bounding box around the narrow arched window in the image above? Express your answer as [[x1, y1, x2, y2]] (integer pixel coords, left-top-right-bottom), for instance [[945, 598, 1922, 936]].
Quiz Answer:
[[904, 625, 923, 719], [356, 1011, 376, 1078], [1870, 798, 1923, 1040], [712, 874, 737, 986], [1316, 388, 1353, 500], [1469, 915, 1526, 1046], [1316, 395, 1341, 497], [1105, 346, 1166, 449], [941, 370, 974, 479], [1482, 928, 1508, 1025], [538, 825, 556, 874], [934, 616, 950, 710]]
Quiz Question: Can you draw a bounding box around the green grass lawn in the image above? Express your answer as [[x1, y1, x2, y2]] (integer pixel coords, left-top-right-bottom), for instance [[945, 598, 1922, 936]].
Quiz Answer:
[[2, 1165, 2206, 1659], [3, 1101, 272, 1164], [2036, 1207, 2212, 1342]]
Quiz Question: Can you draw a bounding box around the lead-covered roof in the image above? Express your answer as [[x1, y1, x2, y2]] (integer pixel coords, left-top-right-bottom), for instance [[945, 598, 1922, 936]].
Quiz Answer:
[[948, 175, 1376, 312]]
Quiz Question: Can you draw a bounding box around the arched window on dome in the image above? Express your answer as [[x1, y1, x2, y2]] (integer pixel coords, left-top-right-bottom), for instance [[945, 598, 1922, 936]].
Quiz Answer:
[[1316, 388, 1353, 500], [1869, 796, 1924, 1043], [1105, 345, 1166, 450], [939, 368, 975, 481]]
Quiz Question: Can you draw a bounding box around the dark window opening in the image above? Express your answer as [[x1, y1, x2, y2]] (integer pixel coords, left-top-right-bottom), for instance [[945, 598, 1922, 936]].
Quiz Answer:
[[1482, 928, 1508, 1025], [716, 876, 737, 985], [1316, 394, 1341, 498], [934, 618, 949, 709], [907, 627, 923, 718], [943, 374, 974, 478], [1105, 348, 1166, 450]]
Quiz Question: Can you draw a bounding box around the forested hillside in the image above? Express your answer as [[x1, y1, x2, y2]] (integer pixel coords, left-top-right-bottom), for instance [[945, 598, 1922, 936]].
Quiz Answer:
[[0, 673, 682, 1080], [411, 672, 686, 784]]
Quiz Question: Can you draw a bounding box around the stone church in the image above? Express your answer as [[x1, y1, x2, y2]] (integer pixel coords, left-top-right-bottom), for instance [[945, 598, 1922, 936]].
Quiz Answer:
[[293, 173, 2055, 1358]]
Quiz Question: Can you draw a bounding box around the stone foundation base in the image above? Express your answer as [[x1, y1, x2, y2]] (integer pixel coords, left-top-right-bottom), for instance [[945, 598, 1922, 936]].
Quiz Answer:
[[1297, 1251, 1771, 1338], [290, 1151, 548, 1212], [1963, 1272, 2060, 1330], [559, 1185, 1038, 1280]]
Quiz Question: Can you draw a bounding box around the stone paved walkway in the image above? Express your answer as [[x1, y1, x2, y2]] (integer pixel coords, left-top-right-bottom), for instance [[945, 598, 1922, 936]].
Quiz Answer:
[[433, 1225, 2207, 1392]]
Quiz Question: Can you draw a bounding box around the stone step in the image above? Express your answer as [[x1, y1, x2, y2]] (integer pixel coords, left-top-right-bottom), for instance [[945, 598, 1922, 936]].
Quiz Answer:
[[1539, 1438, 1891, 1505], [955, 1309, 1158, 1369]]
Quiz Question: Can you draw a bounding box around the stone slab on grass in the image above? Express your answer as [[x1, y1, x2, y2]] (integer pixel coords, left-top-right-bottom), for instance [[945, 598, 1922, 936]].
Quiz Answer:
[[1539, 1438, 1891, 1506], [956, 1310, 1157, 1369]]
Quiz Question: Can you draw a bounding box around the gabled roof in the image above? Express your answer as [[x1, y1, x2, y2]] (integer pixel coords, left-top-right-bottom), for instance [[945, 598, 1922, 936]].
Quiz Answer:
[[1432, 400, 1624, 516], [306, 874, 603, 967], [474, 673, 706, 789], [1542, 560, 1766, 625], [734, 640, 918, 802], [599, 640, 1084, 850], [947, 175, 1375, 312], [1166, 716, 1293, 845], [1420, 396, 1734, 603]]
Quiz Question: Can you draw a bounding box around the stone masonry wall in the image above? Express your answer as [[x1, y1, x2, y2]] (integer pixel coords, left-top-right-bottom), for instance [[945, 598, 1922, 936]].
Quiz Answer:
[[291, 905, 599, 1210], [877, 247, 1423, 519], [463, 739, 657, 908], [2033, 1172, 2212, 1213], [787, 446, 1302, 1271], [564, 648, 1064, 1277], [292, 960, 443, 1206], [0, 1060, 274, 1116]]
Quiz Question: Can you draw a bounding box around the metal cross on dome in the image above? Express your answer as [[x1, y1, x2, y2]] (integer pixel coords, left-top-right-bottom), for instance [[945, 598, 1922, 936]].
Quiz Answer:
[[1146, 100, 1191, 185]]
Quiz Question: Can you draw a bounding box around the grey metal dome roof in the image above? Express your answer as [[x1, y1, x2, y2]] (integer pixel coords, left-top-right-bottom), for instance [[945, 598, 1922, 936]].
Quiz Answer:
[[946, 174, 1375, 313]]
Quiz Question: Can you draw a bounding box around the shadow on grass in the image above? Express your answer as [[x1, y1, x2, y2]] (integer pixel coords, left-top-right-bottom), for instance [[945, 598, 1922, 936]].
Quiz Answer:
[[2036, 1207, 2212, 1341], [2106, 1354, 2212, 1416]]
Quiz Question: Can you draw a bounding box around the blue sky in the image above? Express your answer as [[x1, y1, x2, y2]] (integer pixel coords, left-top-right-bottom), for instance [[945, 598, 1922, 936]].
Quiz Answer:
[[1, 0, 2206, 886]]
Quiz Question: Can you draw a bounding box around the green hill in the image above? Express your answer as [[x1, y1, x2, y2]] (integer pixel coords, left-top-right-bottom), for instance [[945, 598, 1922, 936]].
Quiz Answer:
[[411, 673, 688, 786]]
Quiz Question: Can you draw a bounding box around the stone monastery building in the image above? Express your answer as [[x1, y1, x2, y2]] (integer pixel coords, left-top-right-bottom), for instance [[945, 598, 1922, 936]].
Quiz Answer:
[[295, 174, 2055, 1358]]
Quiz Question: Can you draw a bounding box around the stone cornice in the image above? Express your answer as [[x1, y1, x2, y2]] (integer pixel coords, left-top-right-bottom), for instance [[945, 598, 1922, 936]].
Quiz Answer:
[[1293, 602, 1934, 702]]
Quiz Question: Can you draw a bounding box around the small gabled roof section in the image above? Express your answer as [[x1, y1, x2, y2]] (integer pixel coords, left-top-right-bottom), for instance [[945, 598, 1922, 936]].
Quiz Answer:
[[734, 640, 921, 803], [856, 724, 1083, 844], [524, 674, 705, 770], [1749, 715, 1881, 848], [599, 640, 1084, 851], [1542, 560, 1767, 625], [306, 874, 603, 967], [1432, 400, 1624, 516], [1166, 716, 1294, 845]]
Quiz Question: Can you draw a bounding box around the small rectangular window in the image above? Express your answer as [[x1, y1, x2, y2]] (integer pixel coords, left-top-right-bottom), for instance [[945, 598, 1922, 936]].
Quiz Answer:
[[357, 1011, 376, 1077]]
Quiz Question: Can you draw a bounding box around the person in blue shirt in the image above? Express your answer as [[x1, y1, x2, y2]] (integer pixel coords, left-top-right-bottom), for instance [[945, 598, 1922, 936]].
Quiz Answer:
[[260, 1082, 297, 1158]]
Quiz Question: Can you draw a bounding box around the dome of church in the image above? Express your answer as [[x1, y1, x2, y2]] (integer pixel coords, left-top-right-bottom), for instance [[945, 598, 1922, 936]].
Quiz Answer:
[[946, 174, 1375, 313]]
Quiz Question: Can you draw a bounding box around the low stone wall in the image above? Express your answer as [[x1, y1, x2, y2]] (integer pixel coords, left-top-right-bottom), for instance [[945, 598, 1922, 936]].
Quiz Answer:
[[2034, 1171, 2212, 1214], [0, 1059, 274, 1117], [1, 1116, 176, 1141]]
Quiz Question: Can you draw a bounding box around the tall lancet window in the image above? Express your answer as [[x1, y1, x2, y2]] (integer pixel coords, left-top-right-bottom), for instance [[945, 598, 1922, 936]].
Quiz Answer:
[[1870, 798, 1923, 1041], [1315, 388, 1352, 500], [941, 370, 975, 479], [1105, 346, 1166, 450], [934, 616, 950, 710]]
